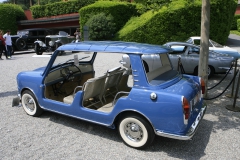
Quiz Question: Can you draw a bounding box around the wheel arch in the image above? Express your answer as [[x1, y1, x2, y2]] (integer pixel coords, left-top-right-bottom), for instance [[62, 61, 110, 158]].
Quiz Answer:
[[20, 88, 42, 107], [113, 110, 155, 132], [194, 65, 215, 76]]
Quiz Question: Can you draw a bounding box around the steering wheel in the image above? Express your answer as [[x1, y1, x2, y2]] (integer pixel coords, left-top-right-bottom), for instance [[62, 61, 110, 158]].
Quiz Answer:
[[56, 64, 82, 96], [63, 64, 82, 81]]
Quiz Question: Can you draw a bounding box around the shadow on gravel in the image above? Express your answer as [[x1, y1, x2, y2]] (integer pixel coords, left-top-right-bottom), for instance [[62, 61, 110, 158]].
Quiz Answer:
[[40, 111, 122, 142], [145, 119, 213, 159], [0, 90, 18, 97], [39, 111, 212, 157]]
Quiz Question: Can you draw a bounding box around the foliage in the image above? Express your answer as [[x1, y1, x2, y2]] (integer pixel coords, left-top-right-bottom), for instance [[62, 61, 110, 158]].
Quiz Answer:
[[86, 12, 116, 40], [237, 19, 240, 32], [0, 4, 26, 34], [231, 14, 240, 30], [230, 30, 240, 36], [134, 0, 172, 12], [79, 1, 139, 36], [30, 0, 97, 18], [115, 0, 237, 45]]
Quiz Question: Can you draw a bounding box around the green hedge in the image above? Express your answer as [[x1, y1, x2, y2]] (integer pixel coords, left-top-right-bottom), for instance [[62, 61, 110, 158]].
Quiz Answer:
[[0, 4, 26, 34], [30, 0, 97, 18], [231, 14, 240, 30], [115, 0, 237, 45], [237, 19, 240, 32], [79, 1, 139, 33]]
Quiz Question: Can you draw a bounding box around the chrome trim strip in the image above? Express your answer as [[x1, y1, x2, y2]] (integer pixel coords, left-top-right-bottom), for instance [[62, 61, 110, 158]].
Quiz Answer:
[[218, 67, 230, 70], [155, 103, 207, 140]]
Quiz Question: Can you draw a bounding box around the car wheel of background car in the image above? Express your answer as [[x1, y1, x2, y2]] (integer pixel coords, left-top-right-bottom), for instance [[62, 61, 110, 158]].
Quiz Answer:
[[194, 65, 214, 78], [207, 66, 214, 78], [55, 43, 62, 50], [21, 90, 43, 117], [34, 43, 43, 55], [16, 38, 27, 51], [118, 115, 155, 149]]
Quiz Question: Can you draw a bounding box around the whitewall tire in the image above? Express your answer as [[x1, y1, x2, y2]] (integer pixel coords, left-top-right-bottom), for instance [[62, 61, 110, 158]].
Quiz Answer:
[[22, 90, 43, 117], [118, 115, 155, 149]]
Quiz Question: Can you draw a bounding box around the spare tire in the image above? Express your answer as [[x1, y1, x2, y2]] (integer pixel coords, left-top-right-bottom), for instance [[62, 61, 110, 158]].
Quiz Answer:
[[16, 38, 27, 51]]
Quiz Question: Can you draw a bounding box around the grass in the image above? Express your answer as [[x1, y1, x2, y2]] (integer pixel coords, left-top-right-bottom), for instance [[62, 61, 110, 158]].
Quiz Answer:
[[230, 30, 240, 36]]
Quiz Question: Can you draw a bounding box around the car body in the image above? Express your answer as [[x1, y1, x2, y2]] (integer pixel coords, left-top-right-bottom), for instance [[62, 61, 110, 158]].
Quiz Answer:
[[11, 28, 53, 54], [14, 41, 206, 149], [165, 42, 235, 77], [34, 31, 75, 55], [186, 36, 240, 59], [123, 42, 234, 78]]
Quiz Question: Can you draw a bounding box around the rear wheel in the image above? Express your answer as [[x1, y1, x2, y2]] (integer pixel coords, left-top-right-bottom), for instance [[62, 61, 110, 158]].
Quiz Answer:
[[34, 43, 43, 55], [194, 65, 214, 78], [21, 90, 43, 117], [118, 115, 155, 149]]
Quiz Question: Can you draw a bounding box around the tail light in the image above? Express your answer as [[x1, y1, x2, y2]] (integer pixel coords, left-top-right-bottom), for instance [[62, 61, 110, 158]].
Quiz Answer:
[[200, 78, 205, 94], [182, 96, 190, 124]]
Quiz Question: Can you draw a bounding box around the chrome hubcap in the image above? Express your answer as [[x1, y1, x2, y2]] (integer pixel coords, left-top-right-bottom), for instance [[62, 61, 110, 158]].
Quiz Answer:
[[207, 67, 211, 76], [24, 96, 35, 112], [124, 122, 143, 142]]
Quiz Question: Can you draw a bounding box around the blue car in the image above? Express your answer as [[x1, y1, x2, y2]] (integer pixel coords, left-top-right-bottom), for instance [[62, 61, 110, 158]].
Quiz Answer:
[[14, 41, 207, 149]]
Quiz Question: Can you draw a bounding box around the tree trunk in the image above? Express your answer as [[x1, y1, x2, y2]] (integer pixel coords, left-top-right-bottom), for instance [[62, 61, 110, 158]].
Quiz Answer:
[[199, 0, 210, 98]]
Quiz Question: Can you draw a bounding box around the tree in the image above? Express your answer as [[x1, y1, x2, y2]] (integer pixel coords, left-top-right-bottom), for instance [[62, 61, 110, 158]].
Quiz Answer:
[[199, 0, 210, 97], [134, 0, 172, 11]]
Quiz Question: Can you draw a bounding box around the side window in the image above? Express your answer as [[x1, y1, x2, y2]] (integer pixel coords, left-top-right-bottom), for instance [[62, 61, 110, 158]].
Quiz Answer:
[[170, 45, 186, 54], [38, 31, 45, 36], [31, 31, 37, 36], [193, 40, 201, 45], [45, 30, 50, 35], [189, 47, 199, 55]]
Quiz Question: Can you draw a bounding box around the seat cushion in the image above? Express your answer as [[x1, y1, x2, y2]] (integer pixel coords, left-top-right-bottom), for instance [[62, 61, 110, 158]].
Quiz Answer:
[[63, 95, 74, 104]]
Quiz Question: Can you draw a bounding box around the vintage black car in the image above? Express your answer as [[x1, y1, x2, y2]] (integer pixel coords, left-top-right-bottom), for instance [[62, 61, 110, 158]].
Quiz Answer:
[[11, 28, 52, 54], [34, 31, 75, 55]]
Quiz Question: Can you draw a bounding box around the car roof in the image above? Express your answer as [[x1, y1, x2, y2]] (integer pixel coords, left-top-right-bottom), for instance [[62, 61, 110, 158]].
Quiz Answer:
[[18, 28, 52, 31], [58, 41, 172, 54], [164, 41, 200, 48]]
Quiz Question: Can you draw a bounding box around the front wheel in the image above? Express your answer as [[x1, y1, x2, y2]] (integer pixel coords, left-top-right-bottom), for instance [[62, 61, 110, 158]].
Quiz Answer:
[[118, 115, 155, 149], [34, 43, 43, 55], [21, 90, 43, 117]]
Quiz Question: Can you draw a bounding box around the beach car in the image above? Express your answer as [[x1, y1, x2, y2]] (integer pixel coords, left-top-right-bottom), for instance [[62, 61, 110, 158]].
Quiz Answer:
[[13, 41, 207, 149], [186, 36, 240, 59]]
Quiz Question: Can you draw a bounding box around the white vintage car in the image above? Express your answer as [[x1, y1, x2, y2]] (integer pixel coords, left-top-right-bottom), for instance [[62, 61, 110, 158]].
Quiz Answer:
[[186, 36, 240, 59]]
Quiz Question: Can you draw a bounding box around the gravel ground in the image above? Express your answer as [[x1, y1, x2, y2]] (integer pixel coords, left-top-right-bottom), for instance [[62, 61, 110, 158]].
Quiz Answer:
[[1, 40, 240, 159]]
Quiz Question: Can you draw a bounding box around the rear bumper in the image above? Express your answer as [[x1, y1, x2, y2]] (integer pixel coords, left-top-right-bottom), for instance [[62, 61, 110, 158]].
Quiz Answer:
[[155, 102, 207, 140]]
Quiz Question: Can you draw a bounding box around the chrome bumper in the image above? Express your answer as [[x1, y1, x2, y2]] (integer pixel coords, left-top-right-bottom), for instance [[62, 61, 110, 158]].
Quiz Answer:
[[155, 103, 207, 140]]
